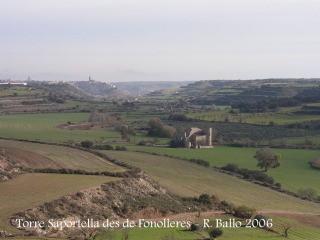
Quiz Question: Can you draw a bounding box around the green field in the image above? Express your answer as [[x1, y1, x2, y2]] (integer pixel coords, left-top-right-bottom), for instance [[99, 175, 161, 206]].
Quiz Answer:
[[102, 151, 320, 213], [270, 214, 320, 240], [96, 212, 320, 240], [269, 136, 320, 145], [187, 110, 320, 125], [109, 227, 279, 240], [0, 86, 44, 97], [0, 112, 120, 142], [96, 227, 201, 240], [0, 139, 124, 172], [125, 146, 320, 194], [0, 173, 120, 233]]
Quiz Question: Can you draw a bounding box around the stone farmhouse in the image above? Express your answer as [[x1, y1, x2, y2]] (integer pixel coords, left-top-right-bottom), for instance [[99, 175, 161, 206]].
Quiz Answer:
[[184, 127, 213, 148]]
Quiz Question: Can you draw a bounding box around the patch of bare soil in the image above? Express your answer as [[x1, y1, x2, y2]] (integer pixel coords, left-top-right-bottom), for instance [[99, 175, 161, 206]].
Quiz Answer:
[[3, 147, 63, 169]]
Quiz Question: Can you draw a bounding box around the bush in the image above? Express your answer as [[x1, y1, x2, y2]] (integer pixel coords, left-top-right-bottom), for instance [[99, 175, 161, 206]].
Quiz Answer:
[[190, 223, 200, 231], [189, 159, 210, 168], [252, 214, 267, 228], [233, 205, 256, 219], [168, 114, 188, 121], [222, 164, 275, 185], [80, 140, 94, 149], [169, 138, 185, 148], [298, 188, 318, 200], [209, 228, 223, 239], [309, 158, 320, 170], [94, 144, 114, 150], [220, 200, 235, 214], [221, 163, 239, 172], [274, 182, 281, 188], [115, 146, 127, 151], [105, 145, 114, 150], [198, 194, 213, 205], [237, 169, 274, 184]]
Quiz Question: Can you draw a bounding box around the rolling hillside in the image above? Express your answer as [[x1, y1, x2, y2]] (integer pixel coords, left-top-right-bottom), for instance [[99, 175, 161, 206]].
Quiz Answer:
[[102, 151, 320, 213]]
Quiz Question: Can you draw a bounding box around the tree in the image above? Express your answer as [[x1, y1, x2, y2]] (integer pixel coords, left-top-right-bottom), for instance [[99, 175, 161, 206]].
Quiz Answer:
[[148, 118, 176, 138], [168, 114, 188, 121], [254, 147, 280, 172], [209, 228, 223, 239]]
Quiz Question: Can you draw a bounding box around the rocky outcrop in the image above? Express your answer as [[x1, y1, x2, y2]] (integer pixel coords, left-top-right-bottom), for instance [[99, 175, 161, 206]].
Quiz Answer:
[[11, 173, 185, 239], [0, 148, 22, 182]]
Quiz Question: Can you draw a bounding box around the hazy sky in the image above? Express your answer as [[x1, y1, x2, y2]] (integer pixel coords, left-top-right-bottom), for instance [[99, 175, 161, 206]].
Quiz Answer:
[[1, 0, 320, 82]]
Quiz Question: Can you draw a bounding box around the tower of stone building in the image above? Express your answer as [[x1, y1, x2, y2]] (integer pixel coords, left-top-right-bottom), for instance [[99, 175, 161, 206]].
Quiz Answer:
[[206, 128, 212, 146]]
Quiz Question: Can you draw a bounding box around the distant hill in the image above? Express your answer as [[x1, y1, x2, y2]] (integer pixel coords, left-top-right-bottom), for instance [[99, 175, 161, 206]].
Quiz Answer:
[[169, 78, 320, 106], [0, 81, 92, 113], [113, 81, 195, 96], [29, 81, 91, 99], [72, 80, 122, 97]]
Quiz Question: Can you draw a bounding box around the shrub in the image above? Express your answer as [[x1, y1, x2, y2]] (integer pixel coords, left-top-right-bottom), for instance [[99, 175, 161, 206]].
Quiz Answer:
[[189, 159, 210, 168], [94, 144, 114, 150], [298, 188, 318, 200], [309, 158, 320, 170], [115, 146, 127, 151], [80, 140, 94, 149], [209, 228, 223, 239], [105, 145, 114, 150], [169, 138, 185, 148], [221, 163, 239, 172], [252, 214, 267, 228], [274, 182, 281, 188], [190, 223, 200, 231], [220, 200, 235, 214], [233, 205, 256, 219], [168, 114, 188, 121], [198, 194, 213, 205], [222, 164, 275, 185], [237, 169, 274, 184]]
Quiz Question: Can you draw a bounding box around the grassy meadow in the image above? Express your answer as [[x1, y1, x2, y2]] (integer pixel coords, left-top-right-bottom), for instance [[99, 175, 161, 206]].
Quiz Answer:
[[0, 112, 120, 142], [125, 146, 320, 194], [102, 151, 320, 213]]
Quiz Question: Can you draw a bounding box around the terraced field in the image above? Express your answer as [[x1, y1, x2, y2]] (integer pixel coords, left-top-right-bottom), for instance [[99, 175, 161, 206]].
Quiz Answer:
[[0, 139, 124, 172], [187, 109, 320, 125], [102, 151, 320, 213], [0, 174, 120, 233]]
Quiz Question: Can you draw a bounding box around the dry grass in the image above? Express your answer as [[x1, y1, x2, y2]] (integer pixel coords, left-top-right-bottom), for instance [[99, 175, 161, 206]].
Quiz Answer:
[[0, 173, 120, 233], [0, 139, 124, 172]]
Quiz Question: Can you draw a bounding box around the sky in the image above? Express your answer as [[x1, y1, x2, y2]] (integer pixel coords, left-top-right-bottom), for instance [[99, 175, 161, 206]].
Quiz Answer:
[[1, 0, 320, 82]]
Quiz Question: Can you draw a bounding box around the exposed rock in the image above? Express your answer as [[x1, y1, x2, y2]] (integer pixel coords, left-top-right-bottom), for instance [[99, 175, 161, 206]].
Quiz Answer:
[[11, 173, 185, 238], [0, 148, 22, 182]]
